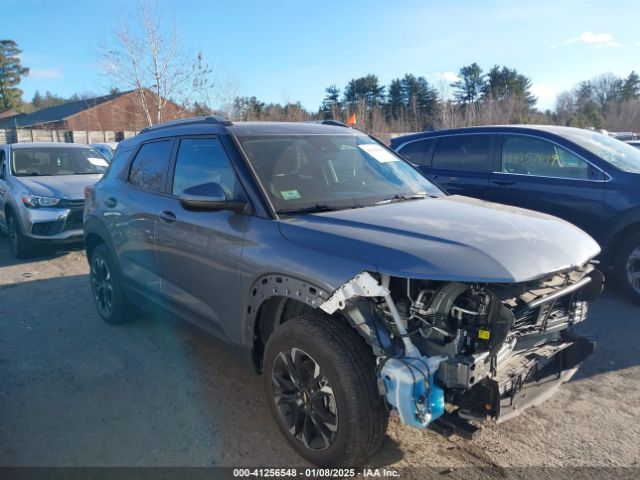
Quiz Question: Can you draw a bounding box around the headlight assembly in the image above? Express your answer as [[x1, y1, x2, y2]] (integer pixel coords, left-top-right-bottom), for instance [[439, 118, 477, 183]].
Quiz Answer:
[[22, 193, 62, 208]]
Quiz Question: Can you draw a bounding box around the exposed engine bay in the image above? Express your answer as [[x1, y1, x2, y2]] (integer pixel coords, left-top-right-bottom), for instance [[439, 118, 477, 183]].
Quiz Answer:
[[320, 263, 603, 437]]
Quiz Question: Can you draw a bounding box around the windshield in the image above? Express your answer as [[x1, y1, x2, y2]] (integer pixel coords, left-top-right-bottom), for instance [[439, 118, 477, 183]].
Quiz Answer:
[[559, 129, 640, 174], [236, 134, 443, 213], [11, 147, 109, 177], [91, 145, 114, 160]]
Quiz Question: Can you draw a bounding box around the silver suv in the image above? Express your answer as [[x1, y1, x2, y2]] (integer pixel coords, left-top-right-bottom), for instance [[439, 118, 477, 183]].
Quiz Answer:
[[84, 117, 603, 466], [0, 142, 107, 257]]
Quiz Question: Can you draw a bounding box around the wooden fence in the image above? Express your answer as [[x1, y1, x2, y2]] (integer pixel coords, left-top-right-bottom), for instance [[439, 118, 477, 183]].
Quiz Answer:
[[1, 128, 412, 146], [0, 128, 138, 145]]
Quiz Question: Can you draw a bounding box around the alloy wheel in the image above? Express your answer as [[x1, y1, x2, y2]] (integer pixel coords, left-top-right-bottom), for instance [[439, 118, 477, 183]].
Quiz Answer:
[[271, 347, 338, 450], [91, 256, 114, 317], [626, 246, 640, 294]]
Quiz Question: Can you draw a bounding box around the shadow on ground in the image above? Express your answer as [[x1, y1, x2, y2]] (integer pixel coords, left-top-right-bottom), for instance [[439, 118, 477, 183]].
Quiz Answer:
[[0, 266, 638, 467]]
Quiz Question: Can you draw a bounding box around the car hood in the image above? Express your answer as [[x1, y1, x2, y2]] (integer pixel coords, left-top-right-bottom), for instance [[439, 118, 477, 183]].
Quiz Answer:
[[278, 195, 601, 283], [15, 175, 102, 200]]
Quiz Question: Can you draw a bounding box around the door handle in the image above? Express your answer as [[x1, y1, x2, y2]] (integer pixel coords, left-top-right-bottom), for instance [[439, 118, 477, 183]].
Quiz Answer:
[[492, 180, 516, 186], [105, 197, 117, 208], [160, 210, 177, 223]]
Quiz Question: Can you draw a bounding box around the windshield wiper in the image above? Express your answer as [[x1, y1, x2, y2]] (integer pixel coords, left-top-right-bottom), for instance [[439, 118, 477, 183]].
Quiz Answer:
[[374, 193, 432, 205], [278, 204, 341, 215]]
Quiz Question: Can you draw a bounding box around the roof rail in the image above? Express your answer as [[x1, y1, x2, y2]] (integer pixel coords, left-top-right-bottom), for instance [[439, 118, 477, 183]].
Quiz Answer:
[[320, 119, 351, 128], [138, 115, 233, 134], [304, 119, 352, 128]]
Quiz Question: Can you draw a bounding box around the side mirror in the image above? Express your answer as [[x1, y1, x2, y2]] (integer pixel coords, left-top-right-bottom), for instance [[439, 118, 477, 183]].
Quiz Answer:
[[179, 182, 247, 212]]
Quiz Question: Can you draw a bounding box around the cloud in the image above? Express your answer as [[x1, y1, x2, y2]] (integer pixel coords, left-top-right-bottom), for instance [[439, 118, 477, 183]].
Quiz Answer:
[[530, 83, 558, 109], [428, 71, 460, 83], [551, 31, 622, 49], [577, 31, 615, 44], [29, 68, 62, 80]]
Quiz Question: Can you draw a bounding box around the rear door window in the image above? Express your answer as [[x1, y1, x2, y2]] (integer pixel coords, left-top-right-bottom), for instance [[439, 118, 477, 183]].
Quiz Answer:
[[397, 139, 434, 166], [128, 140, 173, 193], [432, 135, 492, 172]]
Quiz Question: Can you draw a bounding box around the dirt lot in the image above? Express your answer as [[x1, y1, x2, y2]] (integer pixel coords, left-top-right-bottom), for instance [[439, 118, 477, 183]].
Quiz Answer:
[[0, 235, 639, 472]]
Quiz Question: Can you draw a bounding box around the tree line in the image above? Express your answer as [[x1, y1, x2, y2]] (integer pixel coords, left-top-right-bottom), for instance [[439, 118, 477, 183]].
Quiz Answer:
[[2, 24, 640, 134], [228, 66, 640, 134]]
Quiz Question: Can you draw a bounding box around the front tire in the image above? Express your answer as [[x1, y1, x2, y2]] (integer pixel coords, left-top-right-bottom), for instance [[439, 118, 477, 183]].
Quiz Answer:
[[89, 243, 138, 324], [263, 312, 388, 466], [615, 232, 640, 303], [6, 210, 34, 259]]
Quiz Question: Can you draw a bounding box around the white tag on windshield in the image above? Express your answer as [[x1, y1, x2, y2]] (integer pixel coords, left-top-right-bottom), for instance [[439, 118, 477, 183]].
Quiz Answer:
[[88, 157, 109, 167], [358, 144, 399, 163]]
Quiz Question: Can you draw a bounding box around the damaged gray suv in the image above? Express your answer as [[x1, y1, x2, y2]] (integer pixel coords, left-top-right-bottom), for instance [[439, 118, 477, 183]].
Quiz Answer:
[[84, 117, 603, 466]]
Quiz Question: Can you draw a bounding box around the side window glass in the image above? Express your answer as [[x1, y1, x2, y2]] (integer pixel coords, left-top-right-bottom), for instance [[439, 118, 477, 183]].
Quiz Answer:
[[432, 135, 491, 171], [0, 150, 5, 178], [172, 138, 241, 199], [128, 140, 173, 193], [398, 139, 433, 166], [501, 136, 589, 180]]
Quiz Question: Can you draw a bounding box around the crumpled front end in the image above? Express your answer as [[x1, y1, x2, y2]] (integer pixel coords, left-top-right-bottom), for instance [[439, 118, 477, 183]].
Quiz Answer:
[[320, 264, 603, 437]]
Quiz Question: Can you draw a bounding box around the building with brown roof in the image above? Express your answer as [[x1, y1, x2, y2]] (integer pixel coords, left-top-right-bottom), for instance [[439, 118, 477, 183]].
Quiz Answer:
[[0, 89, 191, 131]]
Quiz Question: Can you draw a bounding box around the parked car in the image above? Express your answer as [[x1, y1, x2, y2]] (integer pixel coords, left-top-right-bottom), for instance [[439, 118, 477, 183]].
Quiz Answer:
[[84, 117, 602, 466], [0, 142, 108, 257], [391, 125, 640, 302], [89, 142, 117, 161], [626, 140, 640, 150]]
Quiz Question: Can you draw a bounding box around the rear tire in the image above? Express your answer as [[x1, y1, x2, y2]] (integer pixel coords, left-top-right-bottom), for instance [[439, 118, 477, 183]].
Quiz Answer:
[[263, 312, 388, 466], [89, 243, 138, 324], [6, 210, 34, 259], [615, 232, 640, 304]]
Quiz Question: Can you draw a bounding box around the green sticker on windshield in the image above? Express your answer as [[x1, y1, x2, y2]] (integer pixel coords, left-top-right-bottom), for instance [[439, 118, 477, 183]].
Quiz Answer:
[[281, 189, 301, 200]]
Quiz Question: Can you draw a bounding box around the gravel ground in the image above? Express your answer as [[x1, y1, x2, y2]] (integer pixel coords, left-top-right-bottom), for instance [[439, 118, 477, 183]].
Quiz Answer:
[[0, 236, 638, 473]]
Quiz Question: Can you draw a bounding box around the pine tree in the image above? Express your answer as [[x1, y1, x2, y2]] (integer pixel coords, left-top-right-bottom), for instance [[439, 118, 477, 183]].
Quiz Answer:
[[0, 39, 29, 111], [32, 90, 43, 108], [343, 74, 385, 109], [620, 71, 640, 101], [386, 79, 403, 120], [320, 85, 341, 118], [450, 63, 484, 104], [482, 66, 536, 106]]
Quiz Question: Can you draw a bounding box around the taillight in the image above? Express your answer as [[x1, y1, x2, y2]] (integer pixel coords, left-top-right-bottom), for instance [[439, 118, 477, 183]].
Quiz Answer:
[[84, 185, 96, 203]]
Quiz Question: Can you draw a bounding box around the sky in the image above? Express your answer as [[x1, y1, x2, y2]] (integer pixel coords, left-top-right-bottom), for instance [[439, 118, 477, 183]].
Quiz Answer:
[[4, 0, 640, 111]]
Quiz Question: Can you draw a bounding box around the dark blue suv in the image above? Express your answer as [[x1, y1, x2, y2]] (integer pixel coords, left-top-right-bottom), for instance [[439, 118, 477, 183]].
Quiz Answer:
[[391, 125, 640, 302]]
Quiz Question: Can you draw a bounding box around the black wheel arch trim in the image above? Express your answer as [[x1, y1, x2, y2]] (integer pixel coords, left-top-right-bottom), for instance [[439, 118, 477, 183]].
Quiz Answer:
[[602, 207, 640, 264], [244, 274, 387, 372], [83, 217, 119, 267], [244, 274, 331, 348]]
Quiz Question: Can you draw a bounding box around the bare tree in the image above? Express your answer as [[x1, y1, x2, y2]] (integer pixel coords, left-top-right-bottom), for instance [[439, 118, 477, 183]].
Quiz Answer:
[[591, 73, 622, 114], [100, 1, 204, 126]]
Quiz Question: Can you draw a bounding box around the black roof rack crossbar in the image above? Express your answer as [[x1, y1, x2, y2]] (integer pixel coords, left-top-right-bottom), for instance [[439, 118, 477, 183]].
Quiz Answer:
[[139, 115, 233, 134]]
